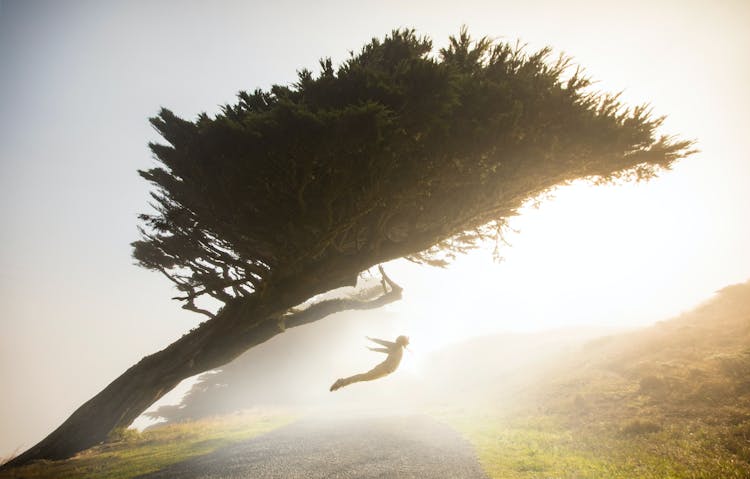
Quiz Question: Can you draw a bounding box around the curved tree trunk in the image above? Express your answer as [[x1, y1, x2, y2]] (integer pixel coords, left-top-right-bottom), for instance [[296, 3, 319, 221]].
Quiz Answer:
[[2, 266, 402, 470], [3, 297, 281, 468]]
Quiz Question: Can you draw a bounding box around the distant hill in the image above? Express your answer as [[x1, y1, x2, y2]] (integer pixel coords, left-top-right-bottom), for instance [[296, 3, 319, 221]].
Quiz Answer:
[[442, 280, 750, 479], [535, 280, 750, 441]]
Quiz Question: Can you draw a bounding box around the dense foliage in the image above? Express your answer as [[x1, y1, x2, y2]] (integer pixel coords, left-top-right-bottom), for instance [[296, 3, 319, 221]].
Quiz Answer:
[[132, 28, 692, 312]]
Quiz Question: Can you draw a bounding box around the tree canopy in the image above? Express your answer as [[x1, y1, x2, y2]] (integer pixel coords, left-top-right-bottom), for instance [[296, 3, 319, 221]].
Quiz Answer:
[[132, 28, 693, 316]]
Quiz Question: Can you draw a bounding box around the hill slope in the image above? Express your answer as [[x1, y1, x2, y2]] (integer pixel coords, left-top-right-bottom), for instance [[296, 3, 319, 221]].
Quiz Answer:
[[446, 280, 750, 478]]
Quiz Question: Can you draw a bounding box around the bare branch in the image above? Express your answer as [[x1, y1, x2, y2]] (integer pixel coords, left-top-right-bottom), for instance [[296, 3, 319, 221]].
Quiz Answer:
[[171, 275, 257, 302], [378, 264, 402, 294], [181, 299, 216, 319], [283, 265, 403, 330]]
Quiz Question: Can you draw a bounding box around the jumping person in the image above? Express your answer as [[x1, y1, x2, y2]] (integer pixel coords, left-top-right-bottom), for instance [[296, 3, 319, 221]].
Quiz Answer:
[[329, 335, 410, 391]]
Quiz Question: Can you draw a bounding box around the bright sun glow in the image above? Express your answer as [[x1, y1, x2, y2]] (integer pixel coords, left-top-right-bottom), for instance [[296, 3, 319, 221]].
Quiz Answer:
[[379, 174, 743, 354]]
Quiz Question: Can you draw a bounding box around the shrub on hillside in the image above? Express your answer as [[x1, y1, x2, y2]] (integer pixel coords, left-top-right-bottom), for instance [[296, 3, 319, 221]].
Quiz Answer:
[[620, 419, 662, 436]]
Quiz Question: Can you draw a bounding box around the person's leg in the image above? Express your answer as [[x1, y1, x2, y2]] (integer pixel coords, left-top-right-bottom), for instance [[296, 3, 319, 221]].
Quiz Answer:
[[330, 367, 389, 391]]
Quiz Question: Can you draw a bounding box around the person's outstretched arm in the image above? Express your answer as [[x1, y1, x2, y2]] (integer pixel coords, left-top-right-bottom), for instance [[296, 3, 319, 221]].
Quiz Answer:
[[368, 347, 389, 354], [367, 336, 396, 348]]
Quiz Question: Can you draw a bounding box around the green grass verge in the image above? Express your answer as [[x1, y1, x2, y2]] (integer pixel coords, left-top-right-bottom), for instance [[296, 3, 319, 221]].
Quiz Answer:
[[437, 409, 749, 479], [1, 410, 295, 479]]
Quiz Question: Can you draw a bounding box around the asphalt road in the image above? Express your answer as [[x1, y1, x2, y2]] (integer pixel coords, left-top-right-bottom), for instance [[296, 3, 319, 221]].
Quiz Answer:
[[137, 414, 488, 479]]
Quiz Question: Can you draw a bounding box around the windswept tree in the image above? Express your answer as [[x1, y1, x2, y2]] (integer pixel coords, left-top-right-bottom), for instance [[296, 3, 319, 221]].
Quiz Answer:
[[5, 29, 693, 467]]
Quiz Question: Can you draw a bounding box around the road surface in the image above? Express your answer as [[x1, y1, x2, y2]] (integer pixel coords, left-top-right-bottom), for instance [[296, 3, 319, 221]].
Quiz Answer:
[[137, 414, 488, 479]]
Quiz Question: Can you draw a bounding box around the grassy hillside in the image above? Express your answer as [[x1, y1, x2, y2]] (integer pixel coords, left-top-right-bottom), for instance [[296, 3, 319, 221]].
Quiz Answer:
[[543, 281, 750, 440], [443, 280, 750, 478]]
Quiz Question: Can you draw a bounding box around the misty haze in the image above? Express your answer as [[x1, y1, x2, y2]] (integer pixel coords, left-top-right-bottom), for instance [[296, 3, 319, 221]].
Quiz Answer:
[[2, 1, 749, 478]]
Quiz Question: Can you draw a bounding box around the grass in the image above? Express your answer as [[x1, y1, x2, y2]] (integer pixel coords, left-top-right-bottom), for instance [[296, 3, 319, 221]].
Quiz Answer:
[[439, 409, 750, 479], [0, 410, 295, 479]]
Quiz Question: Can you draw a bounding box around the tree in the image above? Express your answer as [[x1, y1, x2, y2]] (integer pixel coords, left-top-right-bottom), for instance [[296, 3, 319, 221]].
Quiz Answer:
[[4, 28, 693, 468]]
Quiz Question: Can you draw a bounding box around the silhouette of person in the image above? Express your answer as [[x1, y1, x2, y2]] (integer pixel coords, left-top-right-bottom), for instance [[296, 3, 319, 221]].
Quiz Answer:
[[329, 335, 410, 391]]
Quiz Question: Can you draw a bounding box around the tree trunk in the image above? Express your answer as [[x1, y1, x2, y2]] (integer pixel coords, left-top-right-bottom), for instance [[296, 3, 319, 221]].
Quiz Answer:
[[2, 295, 287, 468], [3, 266, 401, 469]]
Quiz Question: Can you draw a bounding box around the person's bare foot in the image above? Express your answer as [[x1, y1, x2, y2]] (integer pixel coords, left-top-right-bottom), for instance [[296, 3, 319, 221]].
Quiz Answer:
[[330, 378, 344, 392]]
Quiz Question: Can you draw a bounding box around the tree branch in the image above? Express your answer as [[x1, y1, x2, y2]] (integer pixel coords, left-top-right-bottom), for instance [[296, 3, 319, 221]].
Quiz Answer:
[[181, 299, 216, 319], [377, 264, 402, 294], [283, 265, 403, 330], [171, 275, 257, 302]]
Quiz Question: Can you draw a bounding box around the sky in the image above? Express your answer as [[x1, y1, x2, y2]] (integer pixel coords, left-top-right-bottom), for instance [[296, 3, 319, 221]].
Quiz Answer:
[[1, 0, 749, 458]]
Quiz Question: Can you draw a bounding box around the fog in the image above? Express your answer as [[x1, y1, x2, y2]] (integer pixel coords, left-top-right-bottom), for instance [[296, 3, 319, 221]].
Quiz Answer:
[[140, 279, 750, 432], [137, 294, 624, 427], [3, 0, 750, 460]]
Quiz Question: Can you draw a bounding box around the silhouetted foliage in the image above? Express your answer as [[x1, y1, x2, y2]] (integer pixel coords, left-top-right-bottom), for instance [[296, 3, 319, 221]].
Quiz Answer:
[[132, 28, 693, 315]]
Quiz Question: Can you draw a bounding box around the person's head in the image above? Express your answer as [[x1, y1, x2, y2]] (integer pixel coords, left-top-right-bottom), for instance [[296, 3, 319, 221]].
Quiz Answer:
[[395, 335, 410, 348]]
